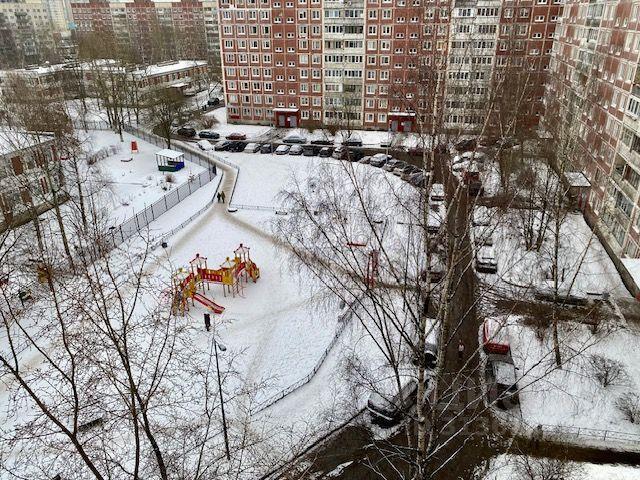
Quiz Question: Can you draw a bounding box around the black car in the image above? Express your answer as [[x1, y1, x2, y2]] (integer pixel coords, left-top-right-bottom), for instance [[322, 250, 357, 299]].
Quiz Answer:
[[228, 141, 246, 152], [260, 143, 275, 154], [318, 147, 333, 157], [344, 137, 363, 147], [310, 139, 333, 146], [349, 148, 365, 161], [213, 140, 232, 151], [302, 145, 318, 156], [199, 130, 220, 139], [455, 138, 477, 152], [207, 98, 220, 106], [177, 127, 196, 138]]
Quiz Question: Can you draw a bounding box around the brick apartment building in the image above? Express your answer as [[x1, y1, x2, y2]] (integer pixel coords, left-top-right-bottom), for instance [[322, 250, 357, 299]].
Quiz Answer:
[[219, 0, 562, 132], [545, 0, 640, 258], [0, 131, 62, 231], [69, 0, 222, 74]]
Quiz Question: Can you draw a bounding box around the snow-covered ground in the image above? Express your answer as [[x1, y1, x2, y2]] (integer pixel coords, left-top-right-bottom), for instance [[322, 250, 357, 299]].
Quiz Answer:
[[478, 209, 629, 298], [491, 314, 640, 443], [483, 454, 640, 480], [77, 129, 207, 223], [204, 107, 273, 140]]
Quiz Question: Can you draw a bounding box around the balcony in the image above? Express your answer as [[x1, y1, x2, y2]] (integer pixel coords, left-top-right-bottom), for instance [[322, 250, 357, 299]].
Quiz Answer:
[[612, 170, 638, 202]]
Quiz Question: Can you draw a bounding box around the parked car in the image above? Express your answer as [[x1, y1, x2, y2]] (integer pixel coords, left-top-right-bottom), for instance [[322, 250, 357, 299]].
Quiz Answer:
[[359, 155, 372, 164], [226, 132, 247, 140], [260, 143, 275, 154], [372, 153, 392, 163], [409, 172, 427, 188], [475, 246, 498, 273], [483, 318, 510, 355], [472, 226, 494, 247], [460, 151, 487, 163], [283, 133, 307, 144], [289, 144, 304, 155], [214, 140, 232, 151], [401, 166, 422, 181], [370, 156, 390, 168], [343, 135, 363, 147], [393, 162, 414, 176], [472, 206, 491, 226], [302, 145, 318, 156], [332, 145, 348, 159], [412, 321, 439, 369], [199, 130, 220, 139], [197, 139, 214, 151], [383, 158, 403, 172], [486, 355, 519, 409], [367, 378, 419, 427], [318, 147, 333, 157], [311, 139, 333, 146], [349, 148, 365, 161], [207, 98, 220, 107], [243, 142, 261, 153], [275, 144, 291, 155], [407, 146, 425, 156], [420, 255, 445, 283], [430, 183, 445, 202], [177, 127, 196, 137], [464, 170, 484, 195], [228, 141, 246, 152]]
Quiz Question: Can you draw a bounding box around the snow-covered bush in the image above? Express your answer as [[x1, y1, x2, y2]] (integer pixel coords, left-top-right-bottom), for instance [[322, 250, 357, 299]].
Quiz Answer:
[[616, 392, 640, 424], [165, 173, 176, 184], [588, 354, 629, 388]]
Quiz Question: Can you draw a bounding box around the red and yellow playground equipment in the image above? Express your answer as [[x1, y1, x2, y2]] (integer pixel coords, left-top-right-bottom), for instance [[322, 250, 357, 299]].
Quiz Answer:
[[172, 244, 260, 315]]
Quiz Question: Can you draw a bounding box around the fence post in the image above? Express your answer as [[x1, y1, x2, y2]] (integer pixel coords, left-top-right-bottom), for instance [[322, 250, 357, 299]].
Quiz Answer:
[[603, 430, 607, 441], [135, 214, 140, 230], [165, 195, 168, 210], [119, 225, 125, 243]]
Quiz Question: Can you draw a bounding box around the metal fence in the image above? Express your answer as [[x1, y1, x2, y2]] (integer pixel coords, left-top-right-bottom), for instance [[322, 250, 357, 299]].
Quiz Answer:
[[253, 302, 357, 414], [535, 423, 640, 445], [73, 119, 113, 131]]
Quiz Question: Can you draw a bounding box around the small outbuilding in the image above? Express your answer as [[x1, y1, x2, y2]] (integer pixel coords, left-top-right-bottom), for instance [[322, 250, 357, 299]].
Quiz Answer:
[[156, 149, 185, 172]]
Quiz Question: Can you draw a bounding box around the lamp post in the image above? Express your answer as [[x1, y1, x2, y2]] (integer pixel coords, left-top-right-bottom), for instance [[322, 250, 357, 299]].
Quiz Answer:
[[213, 334, 230, 461]]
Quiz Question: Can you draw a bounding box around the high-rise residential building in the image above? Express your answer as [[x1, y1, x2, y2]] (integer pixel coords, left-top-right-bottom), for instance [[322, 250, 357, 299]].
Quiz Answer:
[[0, 0, 74, 67], [545, 0, 640, 257], [219, 0, 562, 132], [69, 0, 221, 75]]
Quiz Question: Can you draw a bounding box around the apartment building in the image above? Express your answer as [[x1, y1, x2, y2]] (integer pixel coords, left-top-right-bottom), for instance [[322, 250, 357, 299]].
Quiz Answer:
[[0, 0, 73, 67], [70, 0, 221, 75], [220, 0, 562, 132], [545, 0, 640, 257], [0, 130, 62, 231]]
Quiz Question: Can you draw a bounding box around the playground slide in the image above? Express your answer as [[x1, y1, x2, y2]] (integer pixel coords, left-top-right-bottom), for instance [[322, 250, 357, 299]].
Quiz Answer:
[[192, 293, 225, 314]]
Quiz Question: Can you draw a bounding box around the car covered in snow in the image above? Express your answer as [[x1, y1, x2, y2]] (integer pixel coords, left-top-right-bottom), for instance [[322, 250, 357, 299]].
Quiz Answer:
[[343, 135, 363, 147], [177, 126, 196, 137], [275, 144, 291, 155], [482, 318, 510, 355], [226, 132, 247, 140], [472, 206, 492, 227], [370, 155, 391, 168], [197, 139, 214, 151], [318, 147, 333, 157], [382, 158, 403, 172], [283, 133, 307, 144], [260, 143, 275, 154], [430, 183, 445, 202], [486, 354, 519, 409], [302, 145, 318, 156], [475, 246, 498, 273], [213, 140, 232, 151], [332, 145, 348, 159], [471, 225, 494, 247], [427, 203, 445, 234], [243, 142, 261, 153], [289, 144, 304, 155]]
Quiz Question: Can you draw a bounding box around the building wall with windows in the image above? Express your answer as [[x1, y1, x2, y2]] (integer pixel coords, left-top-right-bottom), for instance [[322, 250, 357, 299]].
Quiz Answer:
[[220, 0, 562, 132], [545, 0, 640, 257]]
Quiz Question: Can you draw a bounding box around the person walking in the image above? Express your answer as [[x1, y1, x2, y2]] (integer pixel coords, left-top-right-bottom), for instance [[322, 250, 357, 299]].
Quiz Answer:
[[204, 313, 211, 332], [458, 340, 465, 361], [220, 190, 226, 203], [216, 192, 221, 203]]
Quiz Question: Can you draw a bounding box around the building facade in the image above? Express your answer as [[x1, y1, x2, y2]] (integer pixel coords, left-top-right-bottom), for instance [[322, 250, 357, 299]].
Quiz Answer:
[[545, 0, 640, 257], [70, 0, 221, 76], [219, 0, 562, 132]]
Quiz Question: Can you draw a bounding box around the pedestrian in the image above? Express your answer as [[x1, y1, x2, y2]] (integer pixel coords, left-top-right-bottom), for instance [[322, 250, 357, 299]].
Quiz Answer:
[[220, 190, 226, 203], [204, 313, 211, 332], [458, 340, 465, 360], [216, 192, 221, 203], [532, 424, 543, 450]]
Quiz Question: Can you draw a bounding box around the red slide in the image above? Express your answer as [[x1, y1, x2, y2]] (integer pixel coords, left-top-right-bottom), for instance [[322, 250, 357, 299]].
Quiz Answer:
[[192, 293, 225, 314]]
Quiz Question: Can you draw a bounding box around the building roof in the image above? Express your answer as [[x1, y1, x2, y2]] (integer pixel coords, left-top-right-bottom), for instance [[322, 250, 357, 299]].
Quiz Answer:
[[155, 149, 184, 160], [0, 129, 54, 156], [131, 60, 207, 79], [564, 172, 591, 188]]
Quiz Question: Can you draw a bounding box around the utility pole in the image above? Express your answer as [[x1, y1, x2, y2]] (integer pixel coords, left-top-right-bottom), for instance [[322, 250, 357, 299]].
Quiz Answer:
[[213, 335, 231, 461]]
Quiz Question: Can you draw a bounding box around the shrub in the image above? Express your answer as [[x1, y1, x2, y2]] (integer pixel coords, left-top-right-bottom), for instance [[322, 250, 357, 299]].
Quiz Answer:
[[165, 173, 176, 184], [589, 354, 629, 388], [616, 392, 640, 424]]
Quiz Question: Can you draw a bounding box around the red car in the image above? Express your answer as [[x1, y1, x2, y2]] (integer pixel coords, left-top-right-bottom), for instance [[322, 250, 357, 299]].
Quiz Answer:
[[482, 318, 510, 355], [225, 132, 247, 140]]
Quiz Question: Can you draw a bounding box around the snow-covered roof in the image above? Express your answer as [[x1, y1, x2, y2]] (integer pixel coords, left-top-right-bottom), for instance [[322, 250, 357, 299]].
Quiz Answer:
[[131, 60, 207, 78], [564, 171, 591, 188], [0, 129, 54, 156], [155, 149, 183, 160]]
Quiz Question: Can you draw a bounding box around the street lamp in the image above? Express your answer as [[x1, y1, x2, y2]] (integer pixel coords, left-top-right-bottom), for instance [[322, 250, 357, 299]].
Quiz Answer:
[[213, 335, 231, 461]]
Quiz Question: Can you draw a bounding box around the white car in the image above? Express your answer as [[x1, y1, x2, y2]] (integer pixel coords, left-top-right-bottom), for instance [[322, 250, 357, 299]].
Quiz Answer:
[[430, 183, 445, 202], [283, 133, 307, 144], [275, 144, 291, 155], [427, 203, 445, 234], [475, 246, 497, 273], [472, 206, 492, 226], [243, 142, 260, 152], [197, 139, 214, 151]]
